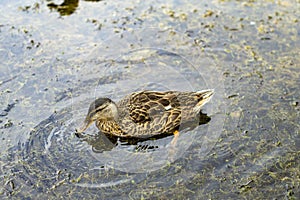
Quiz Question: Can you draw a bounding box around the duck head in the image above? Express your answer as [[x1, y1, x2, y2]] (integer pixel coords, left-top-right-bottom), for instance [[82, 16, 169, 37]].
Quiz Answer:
[[76, 98, 118, 133]]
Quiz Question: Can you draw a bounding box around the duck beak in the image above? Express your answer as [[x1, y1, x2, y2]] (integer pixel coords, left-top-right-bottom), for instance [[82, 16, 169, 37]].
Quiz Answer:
[[75, 117, 93, 134]]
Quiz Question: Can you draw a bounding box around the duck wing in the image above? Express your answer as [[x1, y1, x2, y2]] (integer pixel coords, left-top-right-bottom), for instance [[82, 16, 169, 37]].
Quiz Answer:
[[127, 91, 181, 124]]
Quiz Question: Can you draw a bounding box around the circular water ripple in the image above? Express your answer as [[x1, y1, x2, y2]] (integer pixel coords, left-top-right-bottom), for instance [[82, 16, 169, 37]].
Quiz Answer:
[[3, 28, 226, 198]]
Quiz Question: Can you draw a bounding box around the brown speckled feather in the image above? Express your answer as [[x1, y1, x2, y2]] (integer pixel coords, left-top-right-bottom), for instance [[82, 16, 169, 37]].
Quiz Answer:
[[115, 91, 209, 138]]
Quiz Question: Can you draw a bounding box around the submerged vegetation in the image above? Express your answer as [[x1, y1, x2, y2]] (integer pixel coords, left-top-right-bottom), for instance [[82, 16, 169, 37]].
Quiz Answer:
[[0, 0, 299, 199]]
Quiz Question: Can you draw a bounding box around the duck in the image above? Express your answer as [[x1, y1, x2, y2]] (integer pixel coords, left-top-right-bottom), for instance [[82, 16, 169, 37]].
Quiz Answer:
[[76, 89, 214, 140]]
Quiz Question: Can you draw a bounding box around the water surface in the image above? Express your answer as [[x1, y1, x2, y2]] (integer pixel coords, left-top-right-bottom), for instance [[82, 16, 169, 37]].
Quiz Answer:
[[0, 0, 299, 199]]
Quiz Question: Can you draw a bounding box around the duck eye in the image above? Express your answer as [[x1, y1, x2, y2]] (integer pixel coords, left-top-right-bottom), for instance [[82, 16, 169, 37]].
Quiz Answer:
[[88, 105, 107, 118], [95, 105, 108, 113]]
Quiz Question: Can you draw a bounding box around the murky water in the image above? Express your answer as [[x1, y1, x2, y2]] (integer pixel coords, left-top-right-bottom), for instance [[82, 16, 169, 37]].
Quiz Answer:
[[1, 0, 299, 199]]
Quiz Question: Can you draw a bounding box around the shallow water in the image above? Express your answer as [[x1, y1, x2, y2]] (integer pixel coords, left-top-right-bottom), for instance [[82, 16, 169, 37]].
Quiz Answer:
[[0, 0, 299, 199]]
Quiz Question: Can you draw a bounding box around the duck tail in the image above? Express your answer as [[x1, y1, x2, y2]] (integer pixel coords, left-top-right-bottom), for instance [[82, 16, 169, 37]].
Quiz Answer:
[[193, 89, 214, 113]]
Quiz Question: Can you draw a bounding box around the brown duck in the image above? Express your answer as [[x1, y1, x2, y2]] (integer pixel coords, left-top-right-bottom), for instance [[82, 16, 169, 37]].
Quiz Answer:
[[76, 90, 214, 140]]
